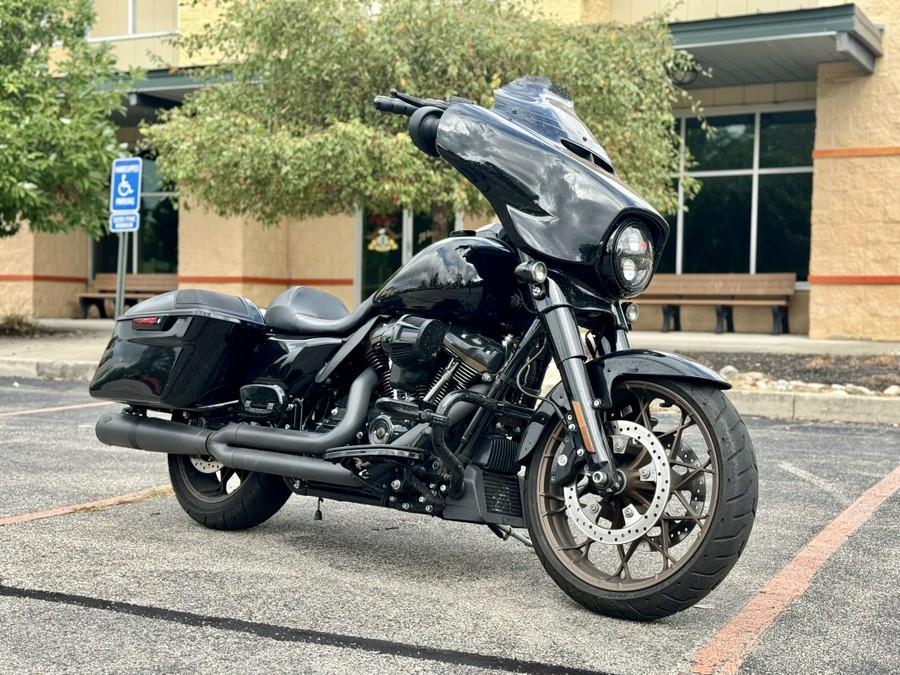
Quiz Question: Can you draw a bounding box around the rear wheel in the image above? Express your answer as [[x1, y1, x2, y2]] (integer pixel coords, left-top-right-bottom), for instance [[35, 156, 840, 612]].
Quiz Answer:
[[524, 378, 757, 620], [168, 454, 291, 530]]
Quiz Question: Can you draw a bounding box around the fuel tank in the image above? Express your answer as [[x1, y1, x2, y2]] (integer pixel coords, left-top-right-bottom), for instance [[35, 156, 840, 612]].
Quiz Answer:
[[373, 235, 518, 325]]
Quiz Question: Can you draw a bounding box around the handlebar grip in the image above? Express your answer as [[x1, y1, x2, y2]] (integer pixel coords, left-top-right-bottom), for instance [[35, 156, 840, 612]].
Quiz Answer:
[[373, 95, 419, 117]]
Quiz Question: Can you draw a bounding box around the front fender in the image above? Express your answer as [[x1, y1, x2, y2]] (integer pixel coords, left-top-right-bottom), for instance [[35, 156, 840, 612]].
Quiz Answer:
[[516, 350, 728, 463]]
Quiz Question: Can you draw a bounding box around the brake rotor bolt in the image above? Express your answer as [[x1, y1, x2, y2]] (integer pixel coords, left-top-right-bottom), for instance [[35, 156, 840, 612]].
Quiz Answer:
[[624, 506, 635, 518], [640, 467, 650, 480], [614, 440, 624, 451], [589, 503, 599, 514]]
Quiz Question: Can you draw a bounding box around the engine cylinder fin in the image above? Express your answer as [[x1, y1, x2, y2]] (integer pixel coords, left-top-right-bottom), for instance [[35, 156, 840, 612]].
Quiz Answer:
[[365, 348, 393, 397]]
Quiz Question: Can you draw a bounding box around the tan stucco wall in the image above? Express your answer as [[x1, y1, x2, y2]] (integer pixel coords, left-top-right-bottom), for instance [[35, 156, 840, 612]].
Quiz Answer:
[[0, 229, 88, 318], [610, 0, 845, 23], [808, 1, 900, 340], [91, 0, 178, 70], [178, 203, 355, 310], [676, 81, 817, 109]]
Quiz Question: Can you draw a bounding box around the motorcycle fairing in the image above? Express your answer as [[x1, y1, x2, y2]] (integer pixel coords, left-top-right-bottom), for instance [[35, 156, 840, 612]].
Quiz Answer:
[[434, 81, 669, 275]]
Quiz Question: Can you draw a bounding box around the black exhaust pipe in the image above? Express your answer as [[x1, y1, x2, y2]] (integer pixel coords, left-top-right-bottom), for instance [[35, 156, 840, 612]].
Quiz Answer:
[[208, 368, 377, 456], [95, 368, 379, 486]]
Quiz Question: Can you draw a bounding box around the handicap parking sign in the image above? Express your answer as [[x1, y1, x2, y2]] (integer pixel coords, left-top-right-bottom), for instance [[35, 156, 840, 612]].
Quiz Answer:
[[109, 212, 140, 233], [109, 157, 142, 213]]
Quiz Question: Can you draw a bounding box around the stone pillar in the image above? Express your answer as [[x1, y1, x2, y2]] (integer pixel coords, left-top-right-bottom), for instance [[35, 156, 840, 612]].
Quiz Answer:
[[809, 1, 900, 340]]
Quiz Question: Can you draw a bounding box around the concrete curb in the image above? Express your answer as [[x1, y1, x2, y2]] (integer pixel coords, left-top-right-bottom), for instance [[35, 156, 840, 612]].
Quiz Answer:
[[727, 389, 900, 426], [0, 360, 96, 382]]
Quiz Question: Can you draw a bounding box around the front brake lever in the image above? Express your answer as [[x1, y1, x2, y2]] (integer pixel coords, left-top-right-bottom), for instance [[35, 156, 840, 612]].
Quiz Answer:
[[391, 88, 450, 110]]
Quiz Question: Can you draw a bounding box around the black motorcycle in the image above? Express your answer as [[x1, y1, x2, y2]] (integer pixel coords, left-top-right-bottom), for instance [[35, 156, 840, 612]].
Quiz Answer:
[[92, 77, 757, 620]]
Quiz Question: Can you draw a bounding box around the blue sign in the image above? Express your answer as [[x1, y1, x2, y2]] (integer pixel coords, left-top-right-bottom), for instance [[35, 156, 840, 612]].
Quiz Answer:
[[109, 212, 140, 233], [109, 157, 142, 213]]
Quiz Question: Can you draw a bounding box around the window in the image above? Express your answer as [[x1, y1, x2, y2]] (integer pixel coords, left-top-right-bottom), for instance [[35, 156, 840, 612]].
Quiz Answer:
[[669, 108, 814, 281], [94, 158, 178, 275], [89, 0, 177, 40], [358, 208, 463, 301]]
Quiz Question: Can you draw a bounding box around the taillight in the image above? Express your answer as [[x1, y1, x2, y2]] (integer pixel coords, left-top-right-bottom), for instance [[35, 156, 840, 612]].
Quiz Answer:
[[131, 316, 163, 331]]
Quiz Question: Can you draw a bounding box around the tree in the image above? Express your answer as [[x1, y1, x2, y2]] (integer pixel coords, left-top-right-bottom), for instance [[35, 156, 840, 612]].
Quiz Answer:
[[148, 0, 699, 236], [0, 0, 126, 238]]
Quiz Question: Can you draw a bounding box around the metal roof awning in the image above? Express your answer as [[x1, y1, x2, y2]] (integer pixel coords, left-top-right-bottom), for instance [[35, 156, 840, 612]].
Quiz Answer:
[[670, 3, 883, 89]]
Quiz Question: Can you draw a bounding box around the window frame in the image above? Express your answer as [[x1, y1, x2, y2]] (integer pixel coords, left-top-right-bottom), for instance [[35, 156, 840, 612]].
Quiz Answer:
[[672, 101, 815, 287], [87, 0, 179, 43]]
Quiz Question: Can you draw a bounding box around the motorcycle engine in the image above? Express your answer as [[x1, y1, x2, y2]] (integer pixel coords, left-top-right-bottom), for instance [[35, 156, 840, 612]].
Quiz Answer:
[[366, 315, 505, 444]]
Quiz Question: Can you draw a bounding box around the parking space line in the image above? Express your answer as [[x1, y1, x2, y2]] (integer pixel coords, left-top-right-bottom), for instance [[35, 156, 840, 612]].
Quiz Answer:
[[0, 401, 114, 418], [0, 584, 612, 675], [691, 464, 900, 675], [0, 485, 172, 527]]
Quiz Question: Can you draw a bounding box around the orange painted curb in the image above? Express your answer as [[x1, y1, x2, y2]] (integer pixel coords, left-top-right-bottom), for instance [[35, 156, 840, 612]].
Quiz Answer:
[[0, 485, 173, 527], [691, 464, 900, 675], [0, 401, 115, 418]]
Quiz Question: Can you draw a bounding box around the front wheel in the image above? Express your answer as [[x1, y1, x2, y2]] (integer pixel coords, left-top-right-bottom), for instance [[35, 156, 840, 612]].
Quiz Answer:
[[524, 378, 757, 620], [168, 454, 292, 530]]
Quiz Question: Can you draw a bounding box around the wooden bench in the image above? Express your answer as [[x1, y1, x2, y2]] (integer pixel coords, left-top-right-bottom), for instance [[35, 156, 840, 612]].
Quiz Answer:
[[638, 273, 796, 335], [78, 273, 178, 318]]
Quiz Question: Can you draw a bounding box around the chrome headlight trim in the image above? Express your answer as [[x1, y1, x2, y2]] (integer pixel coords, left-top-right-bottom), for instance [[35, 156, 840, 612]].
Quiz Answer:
[[610, 220, 654, 296]]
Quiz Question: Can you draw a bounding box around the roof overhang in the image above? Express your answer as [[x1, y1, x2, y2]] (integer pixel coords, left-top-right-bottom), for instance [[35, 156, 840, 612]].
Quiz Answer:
[[670, 3, 883, 89], [113, 70, 205, 127]]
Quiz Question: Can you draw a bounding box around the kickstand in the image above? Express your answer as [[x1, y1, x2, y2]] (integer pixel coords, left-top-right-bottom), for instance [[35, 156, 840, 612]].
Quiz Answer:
[[314, 497, 323, 521], [487, 523, 532, 548]]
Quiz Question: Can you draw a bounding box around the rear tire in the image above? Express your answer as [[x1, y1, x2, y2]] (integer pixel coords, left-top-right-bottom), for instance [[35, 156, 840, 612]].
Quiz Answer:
[[524, 378, 757, 620], [168, 454, 291, 531]]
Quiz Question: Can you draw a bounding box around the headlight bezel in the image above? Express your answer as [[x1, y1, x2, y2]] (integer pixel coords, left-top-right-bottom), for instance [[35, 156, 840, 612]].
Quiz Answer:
[[601, 219, 656, 298]]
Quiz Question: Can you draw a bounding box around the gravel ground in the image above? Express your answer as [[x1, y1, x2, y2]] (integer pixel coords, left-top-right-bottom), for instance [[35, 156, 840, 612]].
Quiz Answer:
[[683, 351, 900, 393]]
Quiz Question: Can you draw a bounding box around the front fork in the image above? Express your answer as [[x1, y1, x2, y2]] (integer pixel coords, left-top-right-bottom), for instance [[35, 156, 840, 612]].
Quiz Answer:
[[532, 277, 622, 492]]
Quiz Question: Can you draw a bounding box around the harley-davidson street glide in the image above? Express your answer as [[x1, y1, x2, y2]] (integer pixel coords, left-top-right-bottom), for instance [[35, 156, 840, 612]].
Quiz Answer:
[[92, 77, 757, 620]]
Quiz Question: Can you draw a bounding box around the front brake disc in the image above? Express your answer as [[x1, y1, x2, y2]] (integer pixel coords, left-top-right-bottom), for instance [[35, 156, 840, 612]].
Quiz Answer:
[[563, 420, 670, 545]]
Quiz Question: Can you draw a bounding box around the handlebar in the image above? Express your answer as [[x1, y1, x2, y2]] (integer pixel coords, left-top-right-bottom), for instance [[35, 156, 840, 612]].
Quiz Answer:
[[373, 95, 419, 117], [374, 90, 449, 157]]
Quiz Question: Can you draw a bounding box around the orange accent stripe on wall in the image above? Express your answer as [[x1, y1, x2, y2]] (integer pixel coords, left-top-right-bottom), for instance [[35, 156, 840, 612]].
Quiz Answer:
[[0, 274, 85, 284], [177, 275, 353, 286], [812, 146, 900, 159], [808, 275, 900, 285]]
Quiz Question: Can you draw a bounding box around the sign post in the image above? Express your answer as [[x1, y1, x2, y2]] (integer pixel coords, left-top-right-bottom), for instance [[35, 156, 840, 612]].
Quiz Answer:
[[109, 158, 142, 318]]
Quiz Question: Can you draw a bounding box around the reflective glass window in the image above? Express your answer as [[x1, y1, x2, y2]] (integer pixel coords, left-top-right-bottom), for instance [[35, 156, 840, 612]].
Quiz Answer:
[[685, 114, 754, 172], [760, 110, 815, 168], [682, 176, 752, 274]]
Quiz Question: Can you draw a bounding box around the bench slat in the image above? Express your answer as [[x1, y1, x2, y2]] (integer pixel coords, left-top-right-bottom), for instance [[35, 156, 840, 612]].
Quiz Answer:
[[636, 273, 796, 334]]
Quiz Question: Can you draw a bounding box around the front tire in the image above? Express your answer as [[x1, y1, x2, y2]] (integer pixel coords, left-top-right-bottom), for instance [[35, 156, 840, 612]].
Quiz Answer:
[[168, 454, 291, 531], [524, 378, 757, 620]]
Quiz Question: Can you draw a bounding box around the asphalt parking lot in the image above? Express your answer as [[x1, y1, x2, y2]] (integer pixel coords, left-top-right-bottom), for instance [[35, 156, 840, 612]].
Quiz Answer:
[[1, 376, 898, 674]]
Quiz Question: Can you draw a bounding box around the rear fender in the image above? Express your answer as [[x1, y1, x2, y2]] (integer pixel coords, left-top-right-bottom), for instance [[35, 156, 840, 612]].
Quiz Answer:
[[516, 349, 728, 463]]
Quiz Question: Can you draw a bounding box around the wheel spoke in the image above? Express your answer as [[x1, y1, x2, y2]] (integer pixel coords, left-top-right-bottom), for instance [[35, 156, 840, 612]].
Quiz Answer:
[[217, 468, 234, 495], [671, 464, 712, 491], [673, 489, 705, 521], [539, 491, 565, 503]]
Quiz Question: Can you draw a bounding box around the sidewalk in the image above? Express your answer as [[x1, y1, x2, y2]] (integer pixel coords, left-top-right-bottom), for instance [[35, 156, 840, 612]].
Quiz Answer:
[[1, 319, 898, 425]]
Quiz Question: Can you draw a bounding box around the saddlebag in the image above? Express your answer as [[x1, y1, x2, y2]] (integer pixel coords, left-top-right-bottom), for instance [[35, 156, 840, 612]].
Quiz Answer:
[[89, 289, 266, 409]]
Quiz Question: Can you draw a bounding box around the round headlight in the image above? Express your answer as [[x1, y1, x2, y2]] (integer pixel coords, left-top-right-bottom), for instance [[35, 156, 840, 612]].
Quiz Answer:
[[611, 222, 654, 295]]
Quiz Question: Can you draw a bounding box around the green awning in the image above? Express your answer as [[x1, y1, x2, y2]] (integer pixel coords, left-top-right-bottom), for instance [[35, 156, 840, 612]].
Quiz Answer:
[[670, 3, 883, 88]]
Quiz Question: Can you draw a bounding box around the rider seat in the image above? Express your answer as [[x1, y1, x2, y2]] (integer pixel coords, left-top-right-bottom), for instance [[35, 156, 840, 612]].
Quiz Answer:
[[265, 286, 373, 335]]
